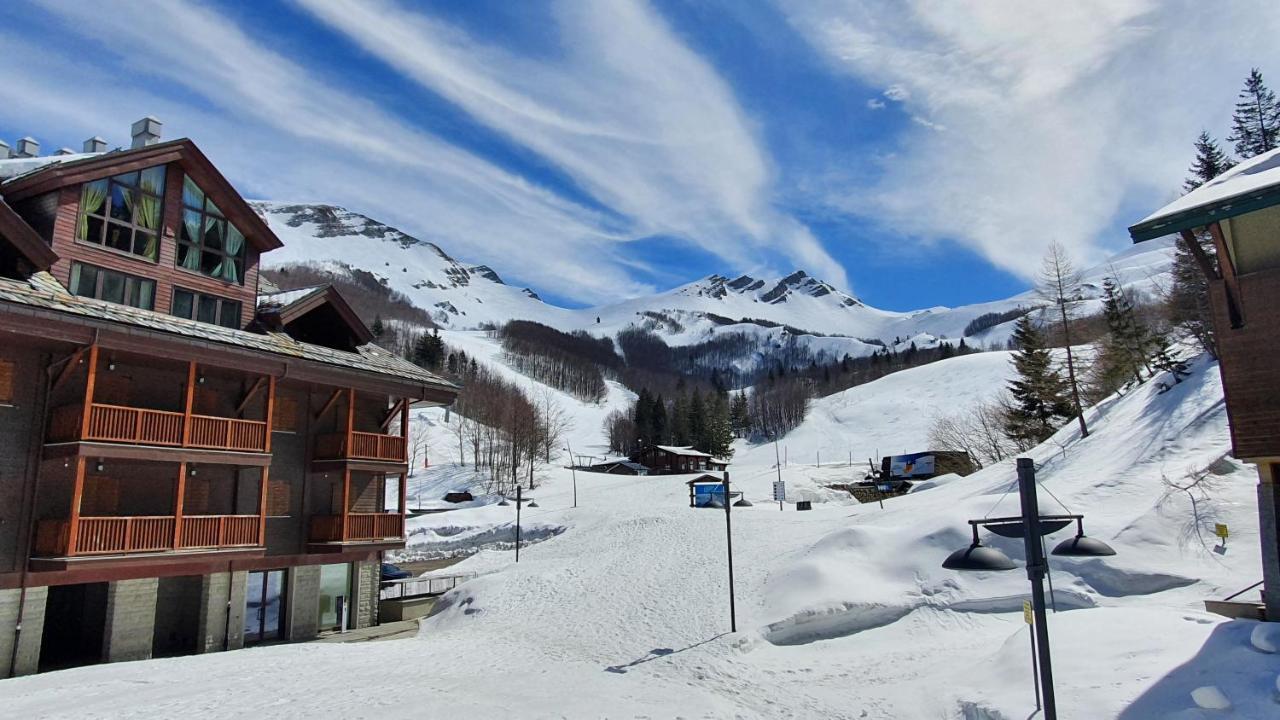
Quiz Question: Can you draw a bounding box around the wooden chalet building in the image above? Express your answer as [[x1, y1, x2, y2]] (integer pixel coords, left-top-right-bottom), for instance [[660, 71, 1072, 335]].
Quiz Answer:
[[631, 445, 728, 475], [0, 120, 458, 676], [1129, 146, 1280, 621]]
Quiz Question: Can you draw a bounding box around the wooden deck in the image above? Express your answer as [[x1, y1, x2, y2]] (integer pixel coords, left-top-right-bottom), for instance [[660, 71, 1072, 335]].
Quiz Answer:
[[48, 402, 269, 453], [34, 514, 261, 556], [309, 512, 405, 543]]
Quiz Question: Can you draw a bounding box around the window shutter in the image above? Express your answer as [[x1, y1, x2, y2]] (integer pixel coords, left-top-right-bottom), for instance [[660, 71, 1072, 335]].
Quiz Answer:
[[0, 359, 13, 404]]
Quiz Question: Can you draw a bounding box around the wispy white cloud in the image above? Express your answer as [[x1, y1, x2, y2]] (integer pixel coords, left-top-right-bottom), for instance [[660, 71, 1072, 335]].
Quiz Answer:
[[293, 0, 849, 291], [778, 0, 1280, 277], [5, 0, 662, 303], [866, 98, 886, 110]]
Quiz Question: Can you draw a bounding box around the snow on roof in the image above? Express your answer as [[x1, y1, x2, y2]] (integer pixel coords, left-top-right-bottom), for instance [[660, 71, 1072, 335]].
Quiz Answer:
[[1131, 146, 1280, 240], [653, 445, 714, 458], [257, 284, 326, 309], [0, 152, 103, 181]]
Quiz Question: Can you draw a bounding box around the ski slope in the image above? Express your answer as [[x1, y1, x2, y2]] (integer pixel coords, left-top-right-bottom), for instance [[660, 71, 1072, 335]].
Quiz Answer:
[[7, 347, 1276, 719]]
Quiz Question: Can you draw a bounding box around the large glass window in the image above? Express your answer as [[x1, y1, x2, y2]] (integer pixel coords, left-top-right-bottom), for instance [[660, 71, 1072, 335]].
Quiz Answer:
[[76, 165, 166, 261], [177, 175, 246, 285], [69, 262, 155, 310], [171, 287, 241, 329], [317, 563, 352, 632]]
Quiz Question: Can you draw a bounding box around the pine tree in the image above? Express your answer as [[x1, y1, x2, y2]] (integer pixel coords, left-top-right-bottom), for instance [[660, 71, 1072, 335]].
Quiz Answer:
[[651, 394, 668, 445], [687, 389, 707, 452], [1037, 241, 1090, 438], [371, 314, 384, 338], [729, 390, 750, 438], [669, 394, 690, 446], [706, 392, 735, 460], [1095, 276, 1157, 394], [633, 389, 653, 445], [1005, 315, 1073, 446], [1229, 68, 1280, 158], [1184, 131, 1235, 192]]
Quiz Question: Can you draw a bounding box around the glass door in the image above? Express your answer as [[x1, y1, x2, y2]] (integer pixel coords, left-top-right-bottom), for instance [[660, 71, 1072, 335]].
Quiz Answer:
[[244, 569, 286, 644], [317, 563, 352, 632]]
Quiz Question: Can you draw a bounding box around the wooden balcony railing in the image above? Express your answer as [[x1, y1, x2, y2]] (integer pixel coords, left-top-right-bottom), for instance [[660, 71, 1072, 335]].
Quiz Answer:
[[179, 515, 260, 549], [309, 513, 405, 543], [315, 432, 406, 463], [46, 403, 268, 453], [34, 514, 263, 557]]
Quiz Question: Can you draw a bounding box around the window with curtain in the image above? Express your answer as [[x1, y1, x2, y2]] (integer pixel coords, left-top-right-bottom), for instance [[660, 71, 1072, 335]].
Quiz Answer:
[[75, 165, 166, 261], [177, 174, 246, 285], [69, 262, 155, 310], [171, 287, 242, 329]]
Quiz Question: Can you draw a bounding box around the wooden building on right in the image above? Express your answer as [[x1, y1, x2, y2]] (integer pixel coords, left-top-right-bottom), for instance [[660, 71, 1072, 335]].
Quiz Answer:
[[1129, 147, 1280, 621]]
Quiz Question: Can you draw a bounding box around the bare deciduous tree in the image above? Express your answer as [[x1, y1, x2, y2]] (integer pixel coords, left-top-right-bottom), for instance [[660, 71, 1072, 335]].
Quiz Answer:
[[1037, 241, 1090, 438]]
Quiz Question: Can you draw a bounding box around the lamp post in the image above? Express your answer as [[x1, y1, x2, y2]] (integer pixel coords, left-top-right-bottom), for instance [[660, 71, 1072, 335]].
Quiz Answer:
[[564, 443, 578, 509], [721, 472, 737, 633], [941, 458, 1116, 720]]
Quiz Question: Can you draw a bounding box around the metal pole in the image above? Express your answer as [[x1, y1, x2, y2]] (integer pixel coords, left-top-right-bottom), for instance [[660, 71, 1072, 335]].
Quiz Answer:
[[774, 441, 784, 511], [567, 441, 578, 509], [1017, 457, 1056, 720], [722, 472, 737, 633], [1029, 623, 1042, 711], [515, 485, 522, 563]]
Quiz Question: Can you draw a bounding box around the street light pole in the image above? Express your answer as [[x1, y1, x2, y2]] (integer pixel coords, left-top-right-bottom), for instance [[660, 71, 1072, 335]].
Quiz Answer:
[[566, 441, 578, 509], [722, 471, 737, 633], [1017, 458, 1057, 719], [515, 485, 523, 563]]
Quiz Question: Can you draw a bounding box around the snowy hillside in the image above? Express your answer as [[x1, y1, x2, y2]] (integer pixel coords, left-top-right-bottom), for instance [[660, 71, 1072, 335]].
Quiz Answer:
[[253, 202, 1176, 356], [10, 348, 1274, 719]]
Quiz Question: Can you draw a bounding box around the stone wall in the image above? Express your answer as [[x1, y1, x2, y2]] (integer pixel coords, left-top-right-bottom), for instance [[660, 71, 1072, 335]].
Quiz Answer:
[[287, 564, 320, 641], [354, 559, 380, 628], [196, 571, 247, 653], [102, 578, 158, 662]]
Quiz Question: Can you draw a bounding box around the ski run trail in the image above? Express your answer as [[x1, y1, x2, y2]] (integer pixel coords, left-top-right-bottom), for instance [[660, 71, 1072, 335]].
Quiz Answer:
[[7, 332, 1280, 719]]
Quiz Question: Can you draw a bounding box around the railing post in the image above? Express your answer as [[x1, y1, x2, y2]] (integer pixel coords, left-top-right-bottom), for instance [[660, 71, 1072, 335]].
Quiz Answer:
[[346, 388, 355, 458], [66, 456, 86, 555], [183, 361, 196, 447], [134, 409, 143, 443], [219, 515, 227, 546], [400, 397, 409, 462], [79, 344, 99, 439], [173, 462, 187, 550], [258, 466, 270, 546], [124, 516, 135, 553]]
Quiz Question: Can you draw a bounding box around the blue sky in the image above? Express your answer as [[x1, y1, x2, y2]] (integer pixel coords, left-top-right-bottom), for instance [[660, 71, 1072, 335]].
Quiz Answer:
[[2, 1, 1277, 311]]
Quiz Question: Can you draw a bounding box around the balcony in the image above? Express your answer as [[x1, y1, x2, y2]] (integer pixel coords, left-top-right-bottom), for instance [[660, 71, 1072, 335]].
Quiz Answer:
[[48, 403, 269, 453], [309, 513, 404, 543], [315, 431, 406, 463], [34, 514, 261, 557]]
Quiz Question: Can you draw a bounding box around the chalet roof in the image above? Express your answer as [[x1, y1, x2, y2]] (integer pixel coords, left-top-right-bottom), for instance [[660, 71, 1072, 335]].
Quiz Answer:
[[0, 196, 57, 271], [257, 285, 326, 309], [0, 139, 283, 252], [653, 445, 714, 458], [1130, 146, 1280, 242], [0, 271, 458, 395], [0, 151, 103, 181], [257, 283, 375, 346], [685, 474, 727, 485]]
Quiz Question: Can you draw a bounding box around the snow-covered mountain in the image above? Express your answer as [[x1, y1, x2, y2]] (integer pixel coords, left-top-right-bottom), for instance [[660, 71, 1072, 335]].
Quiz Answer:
[[254, 201, 1176, 354]]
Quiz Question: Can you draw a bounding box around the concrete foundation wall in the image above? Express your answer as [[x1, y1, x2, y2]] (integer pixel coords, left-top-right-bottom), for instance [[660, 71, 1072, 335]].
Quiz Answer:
[[287, 564, 321, 641], [0, 586, 47, 677], [102, 578, 158, 663]]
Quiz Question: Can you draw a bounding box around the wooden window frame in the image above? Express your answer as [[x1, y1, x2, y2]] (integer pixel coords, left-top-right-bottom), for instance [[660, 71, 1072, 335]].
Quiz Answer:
[[176, 174, 247, 286], [69, 261, 156, 310], [171, 286, 242, 329], [75, 166, 166, 263]]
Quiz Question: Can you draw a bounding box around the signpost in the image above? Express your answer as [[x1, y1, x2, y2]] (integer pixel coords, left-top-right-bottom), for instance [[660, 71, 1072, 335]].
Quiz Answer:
[[1215, 523, 1229, 545], [773, 480, 786, 511]]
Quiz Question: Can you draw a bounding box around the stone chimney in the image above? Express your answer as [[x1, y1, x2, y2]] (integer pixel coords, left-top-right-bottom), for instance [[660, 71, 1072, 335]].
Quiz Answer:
[[130, 116, 162, 149], [0, 140, 10, 159], [15, 137, 39, 158], [83, 136, 108, 153]]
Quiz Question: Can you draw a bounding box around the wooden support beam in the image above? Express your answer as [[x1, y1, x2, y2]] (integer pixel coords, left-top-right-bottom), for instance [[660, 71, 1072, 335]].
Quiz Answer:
[[380, 398, 407, 433], [1179, 229, 1219, 281], [346, 388, 356, 453], [67, 457, 86, 556], [173, 462, 188, 549], [258, 466, 270, 546], [1208, 222, 1245, 327], [341, 468, 351, 542], [315, 388, 343, 421], [182, 361, 196, 446], [49, 346, 87, 392], [235, 376, 267, 417], [78, 345, 99, 439], [398, 471, 407, 517], [264, 375, 276, 454]]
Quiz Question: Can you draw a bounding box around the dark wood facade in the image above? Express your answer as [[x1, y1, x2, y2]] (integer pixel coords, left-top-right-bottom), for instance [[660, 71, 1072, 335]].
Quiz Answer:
[[631, 445, 728, 475]]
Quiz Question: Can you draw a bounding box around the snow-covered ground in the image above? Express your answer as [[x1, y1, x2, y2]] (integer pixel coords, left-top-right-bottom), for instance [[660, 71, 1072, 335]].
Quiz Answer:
[[7, 340, 1278, 719]]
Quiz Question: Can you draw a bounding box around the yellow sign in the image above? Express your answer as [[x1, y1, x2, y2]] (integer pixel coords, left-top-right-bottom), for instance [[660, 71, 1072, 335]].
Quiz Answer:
[[1215, 523, 1229, 540], [1023, 600, 1033, 625]]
